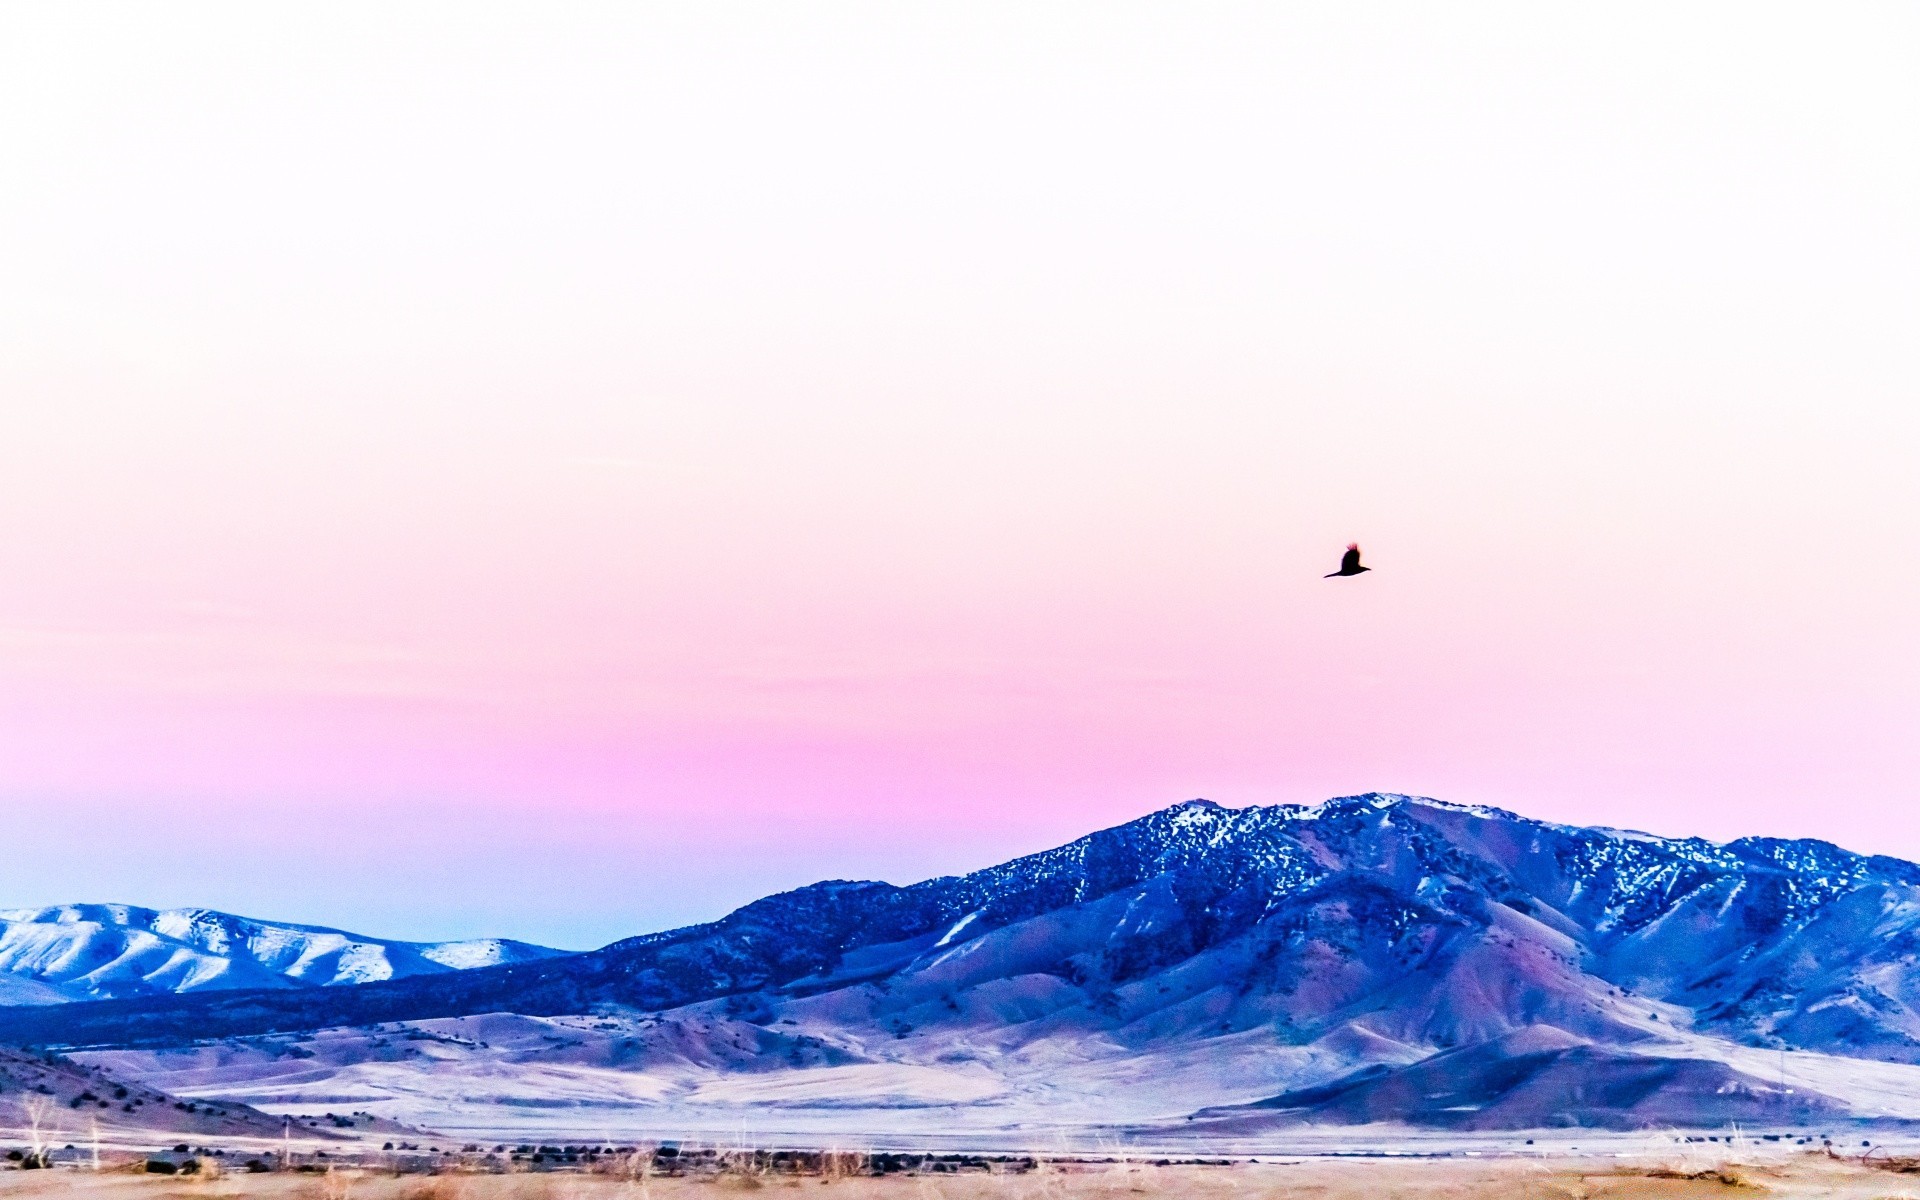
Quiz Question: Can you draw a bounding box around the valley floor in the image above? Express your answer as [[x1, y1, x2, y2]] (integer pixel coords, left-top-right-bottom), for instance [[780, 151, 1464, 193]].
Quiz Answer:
[[3, 1154, 1920, 1200], [66, 1010, 1920, 1146]]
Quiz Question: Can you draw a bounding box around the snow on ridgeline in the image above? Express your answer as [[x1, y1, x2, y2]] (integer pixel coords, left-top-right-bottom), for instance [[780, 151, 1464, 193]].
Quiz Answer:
[[0, 904, 567, 1003]]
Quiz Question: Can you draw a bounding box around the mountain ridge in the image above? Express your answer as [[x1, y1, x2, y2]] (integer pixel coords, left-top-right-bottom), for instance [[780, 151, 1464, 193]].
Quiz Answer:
[[0, 903, 566, 1004]]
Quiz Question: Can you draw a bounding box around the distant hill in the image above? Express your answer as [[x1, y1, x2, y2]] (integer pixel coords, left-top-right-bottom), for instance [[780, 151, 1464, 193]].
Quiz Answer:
[[0, 1041, 313, 1143], [0, 904, 565, 1002]]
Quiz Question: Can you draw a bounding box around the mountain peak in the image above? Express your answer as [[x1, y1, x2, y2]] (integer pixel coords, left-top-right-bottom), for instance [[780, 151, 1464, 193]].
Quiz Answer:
[[1161, 797, 1225, 824], [1317, 791, 1410, 812]]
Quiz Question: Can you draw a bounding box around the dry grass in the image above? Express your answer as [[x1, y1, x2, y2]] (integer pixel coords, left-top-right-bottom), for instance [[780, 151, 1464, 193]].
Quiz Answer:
[[0, 1154, 1915, 1200]]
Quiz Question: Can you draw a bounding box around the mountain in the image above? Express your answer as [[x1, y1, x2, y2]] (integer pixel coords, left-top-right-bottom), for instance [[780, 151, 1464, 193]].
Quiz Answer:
[[9, 794, 1920, 1136], [0, 904, 566, 1003]]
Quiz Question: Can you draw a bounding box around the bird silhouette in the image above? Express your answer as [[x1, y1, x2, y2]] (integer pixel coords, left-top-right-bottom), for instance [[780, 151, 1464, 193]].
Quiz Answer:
[[1325, 543, 1370, 578]]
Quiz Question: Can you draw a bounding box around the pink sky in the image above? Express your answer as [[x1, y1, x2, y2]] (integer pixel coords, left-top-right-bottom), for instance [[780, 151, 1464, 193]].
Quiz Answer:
[[1, 5, 1916, 947]]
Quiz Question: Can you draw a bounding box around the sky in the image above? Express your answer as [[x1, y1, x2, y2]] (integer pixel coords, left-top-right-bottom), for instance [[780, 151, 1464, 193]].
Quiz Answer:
[[0, 4, 1916, 949]]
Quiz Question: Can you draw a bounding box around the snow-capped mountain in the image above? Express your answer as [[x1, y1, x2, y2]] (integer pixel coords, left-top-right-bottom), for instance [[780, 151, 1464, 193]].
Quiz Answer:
[[13, 795, 1920, 1133], [0, 904, 566, 1002]]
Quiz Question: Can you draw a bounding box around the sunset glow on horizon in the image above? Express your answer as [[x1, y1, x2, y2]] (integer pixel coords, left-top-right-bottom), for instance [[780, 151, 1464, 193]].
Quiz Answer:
[[2, 4, 1916, 948]]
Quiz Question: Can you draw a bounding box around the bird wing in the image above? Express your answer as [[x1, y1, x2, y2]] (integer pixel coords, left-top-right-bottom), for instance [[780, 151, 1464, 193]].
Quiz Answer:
[[1340, 544, 1361, 572]]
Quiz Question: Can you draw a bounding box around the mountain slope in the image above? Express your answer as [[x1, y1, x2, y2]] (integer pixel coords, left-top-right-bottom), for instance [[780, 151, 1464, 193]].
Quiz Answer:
[[0, 1042, 321, 1143], [1186, 1027, 1846, 1131], [0, 904, 566, 1003]]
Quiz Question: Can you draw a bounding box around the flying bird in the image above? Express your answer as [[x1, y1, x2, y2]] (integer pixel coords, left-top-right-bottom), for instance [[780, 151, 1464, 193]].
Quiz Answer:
[[1325, 543, 1370, 578]]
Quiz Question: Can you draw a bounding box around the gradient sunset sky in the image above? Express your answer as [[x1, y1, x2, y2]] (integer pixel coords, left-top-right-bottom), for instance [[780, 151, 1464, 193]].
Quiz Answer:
[[1, 5, 1916, 948]]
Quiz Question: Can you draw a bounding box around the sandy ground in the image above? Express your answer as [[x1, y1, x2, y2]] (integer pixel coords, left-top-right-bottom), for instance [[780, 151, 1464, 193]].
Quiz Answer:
[[2, 1154, 1920, 1200]]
